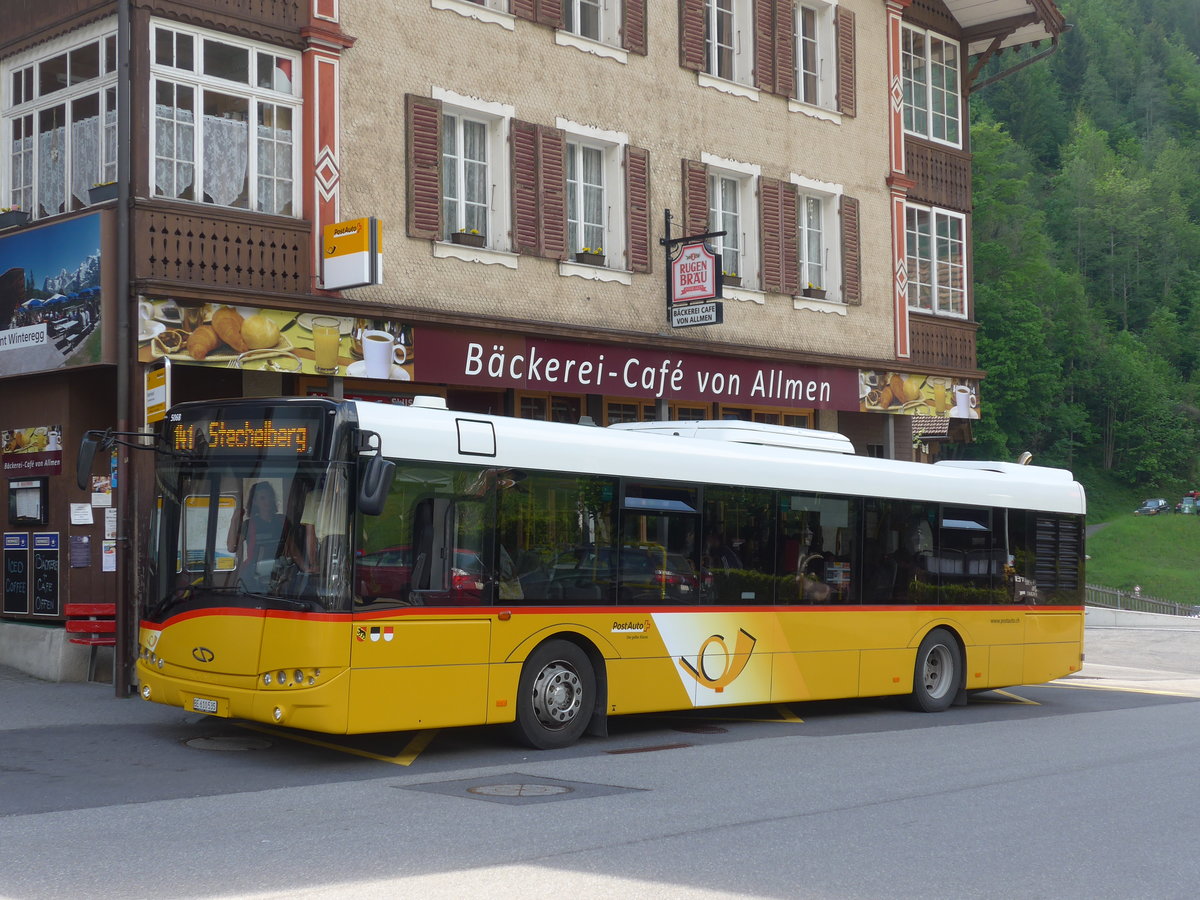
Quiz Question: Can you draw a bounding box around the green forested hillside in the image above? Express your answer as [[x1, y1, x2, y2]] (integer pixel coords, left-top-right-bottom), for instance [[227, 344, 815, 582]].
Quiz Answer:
[[968, 0, 1200, 514]]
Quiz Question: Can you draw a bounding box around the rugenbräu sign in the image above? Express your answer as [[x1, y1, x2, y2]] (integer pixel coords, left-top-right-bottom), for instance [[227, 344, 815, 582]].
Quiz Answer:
[[416, 328, 857, 409]]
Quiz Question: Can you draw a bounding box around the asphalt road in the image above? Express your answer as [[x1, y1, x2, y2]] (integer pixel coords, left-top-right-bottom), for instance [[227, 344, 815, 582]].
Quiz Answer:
[[2, 623, 1199, 900]]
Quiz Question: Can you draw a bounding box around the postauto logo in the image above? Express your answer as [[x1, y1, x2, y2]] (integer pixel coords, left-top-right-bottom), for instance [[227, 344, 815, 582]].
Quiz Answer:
[[678, 629, 757, 693]]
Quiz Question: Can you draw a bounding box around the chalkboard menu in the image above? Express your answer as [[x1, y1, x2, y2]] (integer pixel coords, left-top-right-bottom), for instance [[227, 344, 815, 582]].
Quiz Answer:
[[31, 532, 59, 617], [3, 533, 29, 615]]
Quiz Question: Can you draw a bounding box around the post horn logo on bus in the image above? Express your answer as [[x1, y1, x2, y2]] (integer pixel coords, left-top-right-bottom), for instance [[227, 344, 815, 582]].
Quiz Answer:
[[677, 629, 757, 693]]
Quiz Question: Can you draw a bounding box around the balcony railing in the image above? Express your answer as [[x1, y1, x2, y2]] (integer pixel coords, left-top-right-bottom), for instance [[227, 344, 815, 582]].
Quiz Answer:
[[905, 138, 972, 212], [134, 202, 312, 298], [909, 315, 978, 372]]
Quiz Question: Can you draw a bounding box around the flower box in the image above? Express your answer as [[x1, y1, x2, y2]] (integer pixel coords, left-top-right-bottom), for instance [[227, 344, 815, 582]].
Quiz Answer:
[[802, 287, 827, 299], [0, 209, 30, 230], [450, 231, 485, 248], [89, 183, 118, 203], [574, 251, 606, 266], [723, 275, 741, 287]]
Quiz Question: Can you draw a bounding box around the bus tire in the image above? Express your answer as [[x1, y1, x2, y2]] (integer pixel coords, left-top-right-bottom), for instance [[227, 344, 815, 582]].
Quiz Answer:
[[907, 627, 961, 713], [512, 639, 595, 750]]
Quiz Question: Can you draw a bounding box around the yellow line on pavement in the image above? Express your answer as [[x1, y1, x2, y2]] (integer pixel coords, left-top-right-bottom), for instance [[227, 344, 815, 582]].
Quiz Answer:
[[1047, 681, 1200, 699], [238, 722, 439, 766], [975, 689, 1040, 705]]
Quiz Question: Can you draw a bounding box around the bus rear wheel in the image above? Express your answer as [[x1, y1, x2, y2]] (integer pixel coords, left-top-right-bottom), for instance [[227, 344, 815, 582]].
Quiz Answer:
[[512, 639, 594, 750], [907, 627, 960, 712]]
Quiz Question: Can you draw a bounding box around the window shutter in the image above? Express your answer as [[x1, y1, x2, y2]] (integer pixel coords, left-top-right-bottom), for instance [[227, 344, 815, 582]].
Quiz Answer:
[[681, 158, 709, 238], [840, 194, 861, 304], [759, 178, 799, 294], [511, 0, 537, 21], [759, 178, 783, 292], [511, 120, 541, 255], [405, 94, 442, 241], [679, 0, 706, 72], [538, 126, 568, 260], [836, 6, 856, 117], [626, 145, 652, 273], [623, 0, 648, 55], [774, 0, 795, 97], [537, 0, 564, 28], [780, 182, 799, 295], [754, 0, 777, 93]]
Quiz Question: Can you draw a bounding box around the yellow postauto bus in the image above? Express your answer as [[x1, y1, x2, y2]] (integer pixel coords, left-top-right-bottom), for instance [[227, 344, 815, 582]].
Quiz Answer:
[[103, 396, 1085, 749]]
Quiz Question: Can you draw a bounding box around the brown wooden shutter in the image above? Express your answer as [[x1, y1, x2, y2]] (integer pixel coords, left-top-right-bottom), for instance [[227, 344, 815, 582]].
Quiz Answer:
[[536, 0, 564, 28], [836, 6, 856, 117], [754, 0, 776, 93], [679, 0, 706, 72], [405, 94, 442, 241], [759, 178, 799, 294], [511, 120, 541, 255], [681, 159, 709, 238], [774, 0, 795, 98], [623, 0, 648, 55], [538, 126, 568, 260], [511, 0, 537, 22], [626, 145, 652, 273], [840, 194, 861, 304], [759, 177, 783, 292]]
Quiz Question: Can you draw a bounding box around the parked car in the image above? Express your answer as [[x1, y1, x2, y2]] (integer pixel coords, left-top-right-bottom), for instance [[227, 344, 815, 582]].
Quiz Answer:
[[1134, 498, 1170, 516], [1177, 492, 1199, 514]]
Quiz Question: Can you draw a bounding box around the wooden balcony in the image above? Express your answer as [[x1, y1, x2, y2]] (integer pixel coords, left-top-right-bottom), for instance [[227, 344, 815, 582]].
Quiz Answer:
[[133, 201, 312, 299], [909, 315, 979, 374], [905, 138, 972, 212]]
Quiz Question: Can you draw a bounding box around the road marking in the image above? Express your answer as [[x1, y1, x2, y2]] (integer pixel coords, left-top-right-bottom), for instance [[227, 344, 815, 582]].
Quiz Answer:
[[1046, 681, 1200, 699], [237, 723, 439, 766], [978, 689, 1040, 705]]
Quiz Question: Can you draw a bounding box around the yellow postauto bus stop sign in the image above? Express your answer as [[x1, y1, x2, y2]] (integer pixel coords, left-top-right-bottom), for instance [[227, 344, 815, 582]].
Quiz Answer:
[[322, 217, 382, 290]]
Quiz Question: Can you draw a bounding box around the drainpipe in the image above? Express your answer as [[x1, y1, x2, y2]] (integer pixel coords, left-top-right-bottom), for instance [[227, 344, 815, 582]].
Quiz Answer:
[[114, 0, 133, 696]]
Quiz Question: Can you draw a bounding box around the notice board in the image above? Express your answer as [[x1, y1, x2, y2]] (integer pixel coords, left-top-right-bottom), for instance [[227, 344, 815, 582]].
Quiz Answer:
[[31, 532, 60, 616], [3, 532, 29, 614]]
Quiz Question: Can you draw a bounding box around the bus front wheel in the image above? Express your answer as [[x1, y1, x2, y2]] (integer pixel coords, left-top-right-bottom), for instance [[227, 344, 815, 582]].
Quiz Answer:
[[907, 628, 961, 713], [512, 639, 595, 749]]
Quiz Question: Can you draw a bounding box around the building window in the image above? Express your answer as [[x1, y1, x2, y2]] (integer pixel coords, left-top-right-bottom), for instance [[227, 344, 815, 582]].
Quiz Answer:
[[442, 112, 489, 239], [799, 192, 826, 292], [710, 172, 754, 283], [567, 142, 605, 256], [906, 205, 966, 318], [901, 24, 961, 147], [3, 28, 118, 218], [795, 3, 834, 107], [150, 22, 299, 215], [565, 0, 603, 42], [705, 0, 751, 83]]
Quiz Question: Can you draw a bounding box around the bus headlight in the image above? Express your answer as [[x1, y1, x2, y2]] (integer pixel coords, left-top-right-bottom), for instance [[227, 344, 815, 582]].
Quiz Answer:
[[273, 707, 283, 722], [263, 673, 272, 686], [141, 684, 151, 700]]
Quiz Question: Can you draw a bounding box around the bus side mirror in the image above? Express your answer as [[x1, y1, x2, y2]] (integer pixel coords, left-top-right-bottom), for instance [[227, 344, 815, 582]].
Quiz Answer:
[[358, 453, 394, 516], [76, 431, 106, 491]]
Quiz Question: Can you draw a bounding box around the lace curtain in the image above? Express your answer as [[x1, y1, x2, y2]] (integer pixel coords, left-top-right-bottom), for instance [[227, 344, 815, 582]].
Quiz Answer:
[[37, 126, 65, 217], [202, 115, 248, 208], [71, 115, 101, 207]]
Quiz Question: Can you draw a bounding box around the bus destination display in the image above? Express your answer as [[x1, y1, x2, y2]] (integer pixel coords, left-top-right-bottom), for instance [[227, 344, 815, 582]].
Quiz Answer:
[[172, 419, 313, 455]]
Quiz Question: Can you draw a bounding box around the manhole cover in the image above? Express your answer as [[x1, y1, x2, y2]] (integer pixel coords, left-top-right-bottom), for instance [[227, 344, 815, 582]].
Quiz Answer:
[[185, 735, 272, 752], [467, 783, 574, 798]]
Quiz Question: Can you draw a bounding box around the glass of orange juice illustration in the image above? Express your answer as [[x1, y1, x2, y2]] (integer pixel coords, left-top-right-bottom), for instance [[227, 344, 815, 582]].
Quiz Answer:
[[311, 316, 341, 375]]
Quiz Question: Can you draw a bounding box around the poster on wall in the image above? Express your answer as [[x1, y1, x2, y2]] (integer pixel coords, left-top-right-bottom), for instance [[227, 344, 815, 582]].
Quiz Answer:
[[137, 300, 414, 382], [0, 214, 104, 377], [857, 370, 980, 419], [31, 532, 59, 617], [1, 425, 64, 475]]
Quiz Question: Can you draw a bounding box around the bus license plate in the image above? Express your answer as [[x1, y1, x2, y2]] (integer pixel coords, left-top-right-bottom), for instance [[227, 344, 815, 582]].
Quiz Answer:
[[192, 697, 219, 714]]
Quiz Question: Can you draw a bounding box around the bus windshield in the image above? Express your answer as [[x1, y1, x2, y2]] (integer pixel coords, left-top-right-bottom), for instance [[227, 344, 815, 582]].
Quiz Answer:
[[148, 458, 353, 619], [144, 399, 359, 619]]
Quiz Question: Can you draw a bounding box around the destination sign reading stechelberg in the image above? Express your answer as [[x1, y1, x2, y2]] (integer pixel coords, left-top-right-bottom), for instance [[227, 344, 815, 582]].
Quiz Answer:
[[416, 328, 857, 409]]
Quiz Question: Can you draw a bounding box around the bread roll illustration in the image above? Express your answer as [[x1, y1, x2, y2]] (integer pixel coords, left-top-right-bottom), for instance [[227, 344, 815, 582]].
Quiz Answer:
[[242, 314, 280, 350], [211, 306, 249, 353], [186, 324, 220, 360]]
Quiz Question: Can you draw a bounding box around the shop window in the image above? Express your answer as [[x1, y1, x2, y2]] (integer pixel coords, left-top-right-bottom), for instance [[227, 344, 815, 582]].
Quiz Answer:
[[517, 392, 582, 423]]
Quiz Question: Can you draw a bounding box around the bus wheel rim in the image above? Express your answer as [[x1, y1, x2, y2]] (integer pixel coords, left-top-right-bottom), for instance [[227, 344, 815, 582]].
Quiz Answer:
[[532, 661, 583, 729], [922, 644, 953, 700]]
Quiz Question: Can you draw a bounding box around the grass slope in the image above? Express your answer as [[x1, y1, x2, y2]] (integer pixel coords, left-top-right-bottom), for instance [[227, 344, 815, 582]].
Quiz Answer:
[[1085, 512, 1200, 603]]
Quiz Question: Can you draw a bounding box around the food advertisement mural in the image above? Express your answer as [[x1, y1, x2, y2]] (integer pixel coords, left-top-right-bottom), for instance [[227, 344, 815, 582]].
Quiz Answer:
[[858, 370, 980, 419], [1, 425, 64, 475], [137, 300, 414, 381]]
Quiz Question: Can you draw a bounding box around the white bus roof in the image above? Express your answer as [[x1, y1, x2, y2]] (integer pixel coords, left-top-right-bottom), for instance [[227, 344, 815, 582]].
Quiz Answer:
[[351, 400, 1086, 516]]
